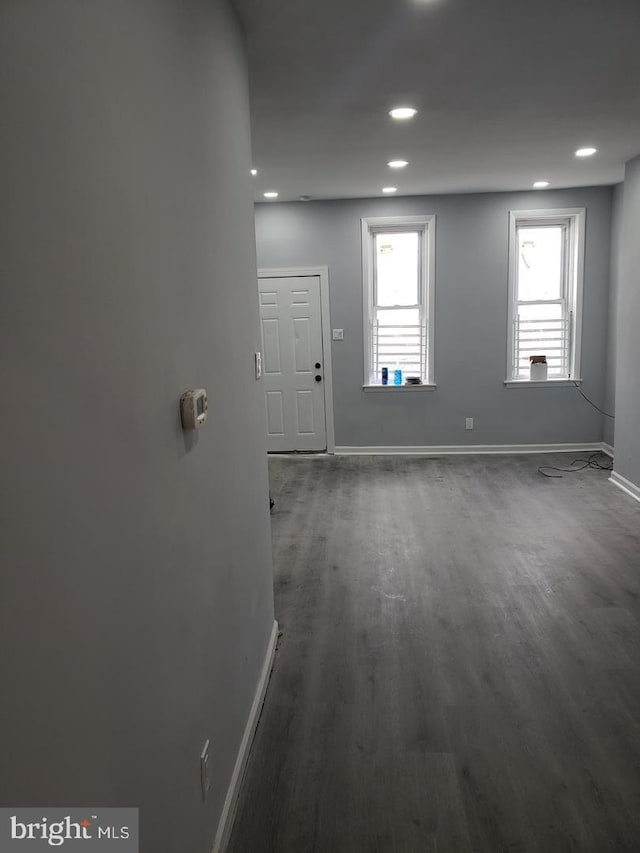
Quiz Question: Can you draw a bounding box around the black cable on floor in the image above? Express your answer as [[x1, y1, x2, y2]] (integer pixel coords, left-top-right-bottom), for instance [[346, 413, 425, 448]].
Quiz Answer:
[[538, 451, 614, 479]]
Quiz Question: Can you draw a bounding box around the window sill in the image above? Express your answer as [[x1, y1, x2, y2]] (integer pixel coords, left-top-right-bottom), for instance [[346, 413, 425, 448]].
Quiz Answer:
[[363, 383, 437, 392], [504, 379, 582, 389]]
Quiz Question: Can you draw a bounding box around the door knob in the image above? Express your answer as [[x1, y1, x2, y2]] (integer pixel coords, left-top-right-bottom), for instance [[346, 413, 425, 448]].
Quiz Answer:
[[315, 375, 322, 382], [315, 362, 321, 369]]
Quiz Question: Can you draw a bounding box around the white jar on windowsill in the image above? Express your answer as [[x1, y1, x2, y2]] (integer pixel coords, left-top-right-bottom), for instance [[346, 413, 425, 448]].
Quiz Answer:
[[529, 355, 548, 381]]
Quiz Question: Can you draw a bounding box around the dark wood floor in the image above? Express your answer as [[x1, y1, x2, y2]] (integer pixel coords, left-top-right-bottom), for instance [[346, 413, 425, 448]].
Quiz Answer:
[[228, 454, 640, 853]]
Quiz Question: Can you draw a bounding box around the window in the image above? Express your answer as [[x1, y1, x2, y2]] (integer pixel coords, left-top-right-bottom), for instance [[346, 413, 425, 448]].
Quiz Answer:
[[361, 215, 435, 387], [507, 208, 585, 382]]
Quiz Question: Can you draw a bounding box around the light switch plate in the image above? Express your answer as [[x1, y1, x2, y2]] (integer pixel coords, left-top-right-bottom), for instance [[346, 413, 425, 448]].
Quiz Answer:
[[332, 329, 344, 341]]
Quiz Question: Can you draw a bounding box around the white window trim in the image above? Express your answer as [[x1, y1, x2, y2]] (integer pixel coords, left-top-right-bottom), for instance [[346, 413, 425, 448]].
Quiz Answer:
[[362, 383, 436, 392], [506, 207, 585, 385], [504, 379, 582, 389], [361, 214, 436, 388]]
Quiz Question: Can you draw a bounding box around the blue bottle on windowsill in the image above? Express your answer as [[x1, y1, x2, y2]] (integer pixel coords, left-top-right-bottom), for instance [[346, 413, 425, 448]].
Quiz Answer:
[[381, 367, 388, 385], [393, 368, 402, 386]]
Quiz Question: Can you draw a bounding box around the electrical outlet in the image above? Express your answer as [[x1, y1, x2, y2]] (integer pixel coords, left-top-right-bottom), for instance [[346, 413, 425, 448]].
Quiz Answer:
[[200, 740, 211, 801], [465, 417, 474, 430], [332, 329, 344, 341]]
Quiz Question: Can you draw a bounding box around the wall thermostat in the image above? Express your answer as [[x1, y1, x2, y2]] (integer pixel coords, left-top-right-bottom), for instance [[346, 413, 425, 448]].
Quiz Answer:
[[180, 389, 208, 429]]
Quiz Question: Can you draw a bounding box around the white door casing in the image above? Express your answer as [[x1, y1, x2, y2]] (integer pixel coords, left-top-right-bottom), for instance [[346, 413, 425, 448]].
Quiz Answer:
[[259, 274, 329, 452]]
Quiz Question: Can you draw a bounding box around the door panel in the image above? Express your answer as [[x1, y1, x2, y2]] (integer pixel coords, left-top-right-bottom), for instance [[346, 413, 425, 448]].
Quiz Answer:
[[293, 317, 312, 372], [261, 317, 281, 373], [259, 275, 326, 452], [265, 391, 285, 436], [296, 390, 315, 434], [291, 289, 310, 305]]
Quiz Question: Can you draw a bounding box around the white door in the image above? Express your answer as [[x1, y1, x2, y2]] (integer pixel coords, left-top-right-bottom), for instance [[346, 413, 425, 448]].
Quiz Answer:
[[259, 275, 326, 452]]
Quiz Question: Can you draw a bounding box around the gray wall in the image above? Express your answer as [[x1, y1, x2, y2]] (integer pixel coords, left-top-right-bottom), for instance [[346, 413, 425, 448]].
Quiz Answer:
[[0, 2, 274, 851], [613, 155, 640, 487], [255, 187, 613, 448], [604, 183, 624, 447]]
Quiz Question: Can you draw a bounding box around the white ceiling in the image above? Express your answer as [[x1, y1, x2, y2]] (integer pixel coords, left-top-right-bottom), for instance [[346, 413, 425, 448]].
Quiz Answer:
[[234, 0, 640, 202]]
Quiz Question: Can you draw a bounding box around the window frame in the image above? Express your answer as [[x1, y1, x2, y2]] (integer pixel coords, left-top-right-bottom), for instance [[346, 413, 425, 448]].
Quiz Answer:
[[361, 215, 436, 389], [506, 207, 586, 384]]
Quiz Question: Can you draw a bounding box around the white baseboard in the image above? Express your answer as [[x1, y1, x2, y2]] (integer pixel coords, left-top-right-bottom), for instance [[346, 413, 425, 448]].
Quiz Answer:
[[212, 619, 278, 853], [601, 443, 614, 458], [334, 442, 605, 456], [610, 471, 640, 504]]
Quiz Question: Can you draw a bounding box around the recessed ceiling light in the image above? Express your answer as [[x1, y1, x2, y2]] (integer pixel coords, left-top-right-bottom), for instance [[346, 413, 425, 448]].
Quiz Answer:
[[382, 187, 397, 194], [533, 181, 550, 188], [263, 191, 278, 199], [389, 107, 417, 120], [250, 168, 258, 176], [388, 160, 409, 169], [575, 147, 597, 157]]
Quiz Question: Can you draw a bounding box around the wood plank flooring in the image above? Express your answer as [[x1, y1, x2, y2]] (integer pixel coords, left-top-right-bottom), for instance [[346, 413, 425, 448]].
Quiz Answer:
[[228, 454, 640, 853]]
